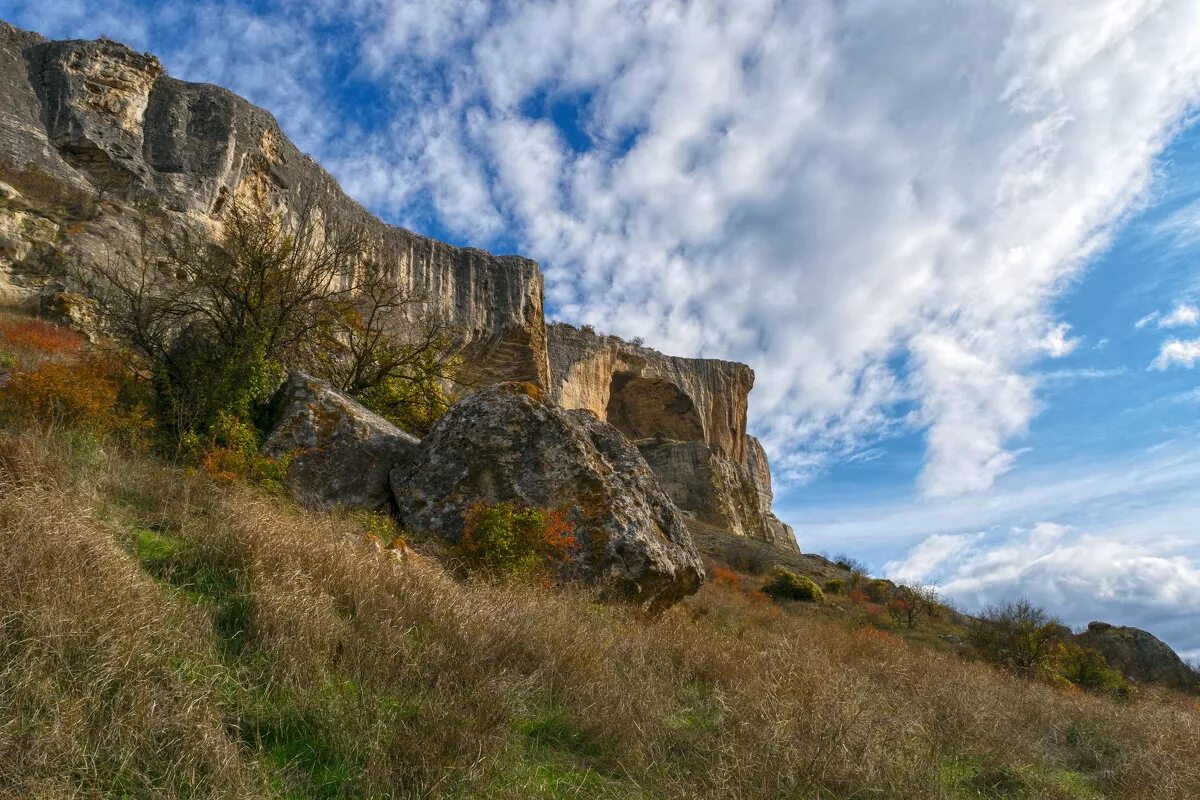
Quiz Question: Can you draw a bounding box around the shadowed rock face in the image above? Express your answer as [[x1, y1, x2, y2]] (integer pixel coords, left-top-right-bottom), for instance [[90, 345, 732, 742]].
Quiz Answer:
[[263, 373, 420, 511], [1075, 622, 1196, 689], [0, 23, 549, 392], [391, 383, 705, 608], [547, 323, 798, 552]]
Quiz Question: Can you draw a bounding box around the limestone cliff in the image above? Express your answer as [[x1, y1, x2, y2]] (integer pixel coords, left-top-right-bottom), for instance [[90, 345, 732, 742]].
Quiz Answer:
[[548, 323, 798, 551], [0, 22, 798, 554], [0, 23, 548, 392]]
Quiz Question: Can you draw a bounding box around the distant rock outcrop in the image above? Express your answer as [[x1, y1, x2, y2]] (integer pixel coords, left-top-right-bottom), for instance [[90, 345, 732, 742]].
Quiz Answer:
[[547, 323, 797, 551], [1075, 621, 1195, 689], [263, 373, 419, 511], [390, 382, 705, 607]]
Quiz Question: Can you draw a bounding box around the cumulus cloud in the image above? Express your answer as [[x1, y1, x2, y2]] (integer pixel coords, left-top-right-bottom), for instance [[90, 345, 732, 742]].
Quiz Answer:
[[7, 0, 1200, 498], [1150, 338, 1200, 370], [887, 523, 1200, 656]]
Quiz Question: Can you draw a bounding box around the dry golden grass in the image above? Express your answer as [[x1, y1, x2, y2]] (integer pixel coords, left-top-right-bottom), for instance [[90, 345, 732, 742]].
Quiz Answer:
[[1, 426, 1198, 799]]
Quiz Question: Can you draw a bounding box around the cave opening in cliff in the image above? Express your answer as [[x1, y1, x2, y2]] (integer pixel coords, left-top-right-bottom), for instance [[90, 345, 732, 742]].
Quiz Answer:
[[605, 372, 704, 443]]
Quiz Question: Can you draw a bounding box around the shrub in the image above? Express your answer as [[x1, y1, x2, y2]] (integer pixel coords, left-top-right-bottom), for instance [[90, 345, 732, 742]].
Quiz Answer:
[[831, 553, 869, 574], [351, 509, 406, 548], [969, 599, 1063, 676], [185, 411, 290, 491], [0, 352, 150, 440], [1055, 642, 1132, 697], [762, 568, 824, 602], [0, 316, 84, 370], [866, 579, 894, 603], [710, 566, 742, 588], [886, 584, 942, 629], [824, 579, 846, 595], [725, 540, 771, 574], [458, 500, 578, 578]]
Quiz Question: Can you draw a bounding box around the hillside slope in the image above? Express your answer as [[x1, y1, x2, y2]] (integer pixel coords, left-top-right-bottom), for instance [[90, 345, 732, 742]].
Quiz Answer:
[[2, 425, 1198, 800]]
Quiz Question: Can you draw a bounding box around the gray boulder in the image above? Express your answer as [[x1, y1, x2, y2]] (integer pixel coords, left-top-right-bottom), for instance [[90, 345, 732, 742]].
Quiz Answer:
[[1075, 621, 1196, 689], [390, 382, 704, 608], [263, 373, 419, 511]]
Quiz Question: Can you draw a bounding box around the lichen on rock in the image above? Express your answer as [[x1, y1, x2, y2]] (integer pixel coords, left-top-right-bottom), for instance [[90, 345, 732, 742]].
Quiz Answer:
[[263, 373, 419, 511], [391, 382, 705, 608]]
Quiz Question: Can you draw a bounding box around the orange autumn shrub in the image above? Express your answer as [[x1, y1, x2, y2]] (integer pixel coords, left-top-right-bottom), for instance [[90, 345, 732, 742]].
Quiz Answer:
[[0, 353, 150, 440], [710, 565, 742, 588], [0, 317, 84, 371]]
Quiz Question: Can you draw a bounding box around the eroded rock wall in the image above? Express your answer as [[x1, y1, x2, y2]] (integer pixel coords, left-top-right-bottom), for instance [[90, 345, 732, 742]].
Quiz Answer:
[[0, 23, 549, 392], [0, 22, 797, 555], [548, 323, 798, 551]]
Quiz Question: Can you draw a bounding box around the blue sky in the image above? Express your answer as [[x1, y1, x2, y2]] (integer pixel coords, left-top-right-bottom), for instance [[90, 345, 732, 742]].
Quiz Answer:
[[4, 0, 1199, 657]]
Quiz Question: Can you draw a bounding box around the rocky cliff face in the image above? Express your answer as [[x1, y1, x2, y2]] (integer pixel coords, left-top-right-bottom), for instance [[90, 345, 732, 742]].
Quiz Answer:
[[0, 22, 798, 554], [548, 323, 797, 551], [0, 23, 549, 392]]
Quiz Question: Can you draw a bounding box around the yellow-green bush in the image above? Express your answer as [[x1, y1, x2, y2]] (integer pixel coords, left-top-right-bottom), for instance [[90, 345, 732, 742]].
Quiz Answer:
[[1056, 642, 1133, 697], [762, 567, 824, 602]]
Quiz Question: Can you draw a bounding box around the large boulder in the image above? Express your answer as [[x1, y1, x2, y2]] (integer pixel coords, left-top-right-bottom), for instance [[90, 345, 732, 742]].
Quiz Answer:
[[1075, 621, 1195, 689], [263, 373, 419, 511], [390, 382, 705, 608]]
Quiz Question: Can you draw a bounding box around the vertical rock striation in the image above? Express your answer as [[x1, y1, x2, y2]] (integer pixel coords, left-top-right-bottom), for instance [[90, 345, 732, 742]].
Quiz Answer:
[[0, 23, 549, 392], [0, 21, 796, 555]]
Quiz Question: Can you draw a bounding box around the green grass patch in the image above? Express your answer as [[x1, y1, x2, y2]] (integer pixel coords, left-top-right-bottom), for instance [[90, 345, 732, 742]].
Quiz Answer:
[[939, 757, 1107, 799]]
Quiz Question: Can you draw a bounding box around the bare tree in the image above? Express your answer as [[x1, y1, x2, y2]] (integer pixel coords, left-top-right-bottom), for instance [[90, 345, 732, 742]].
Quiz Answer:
[[83, 193, 459, 442], [968, 599, 1063, 676]]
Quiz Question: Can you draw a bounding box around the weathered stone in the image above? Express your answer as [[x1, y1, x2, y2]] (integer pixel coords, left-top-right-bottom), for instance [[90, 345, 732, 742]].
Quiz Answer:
[[1075, 621, 1196, 689], [263, 373, 419, 511], [0, 22, 550, 395], [548, 322, 798, 551], [744, 434, 798, 550], [391, 382, 704, 608], [548, 322, 752, 461]]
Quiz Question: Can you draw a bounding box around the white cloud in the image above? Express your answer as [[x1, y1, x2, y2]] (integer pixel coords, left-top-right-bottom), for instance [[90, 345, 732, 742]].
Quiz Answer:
[[1154, 198, 1200, 250], [1136, 302, 1199, 330], [1161, 303, 1200, 327], [888, 523, 1200, 656], [1150, 338, 1200, 370], [1040, 323, 1081, 357], [792, 443, 1200, 654]]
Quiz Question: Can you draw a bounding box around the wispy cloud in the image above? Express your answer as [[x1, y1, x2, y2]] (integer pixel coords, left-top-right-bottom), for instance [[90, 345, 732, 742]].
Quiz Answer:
[[789, 441, 1200, 654], [1136, 302, 1199, 329], [1150, 338, 1200, 370], [1154, 198, 1200, 250], [886, 521, 1200, 656]]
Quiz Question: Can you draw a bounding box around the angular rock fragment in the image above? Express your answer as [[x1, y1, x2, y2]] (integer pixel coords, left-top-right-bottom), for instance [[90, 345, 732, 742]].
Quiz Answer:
[[263, 373, 418, 511]]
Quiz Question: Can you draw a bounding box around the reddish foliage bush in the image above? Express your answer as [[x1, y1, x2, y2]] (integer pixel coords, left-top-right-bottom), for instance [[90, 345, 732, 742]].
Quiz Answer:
[[0, 317, 84, 370], [710, 566, 742, 588], [0, 353, 149, 439], [459, 500, 579, 579]]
